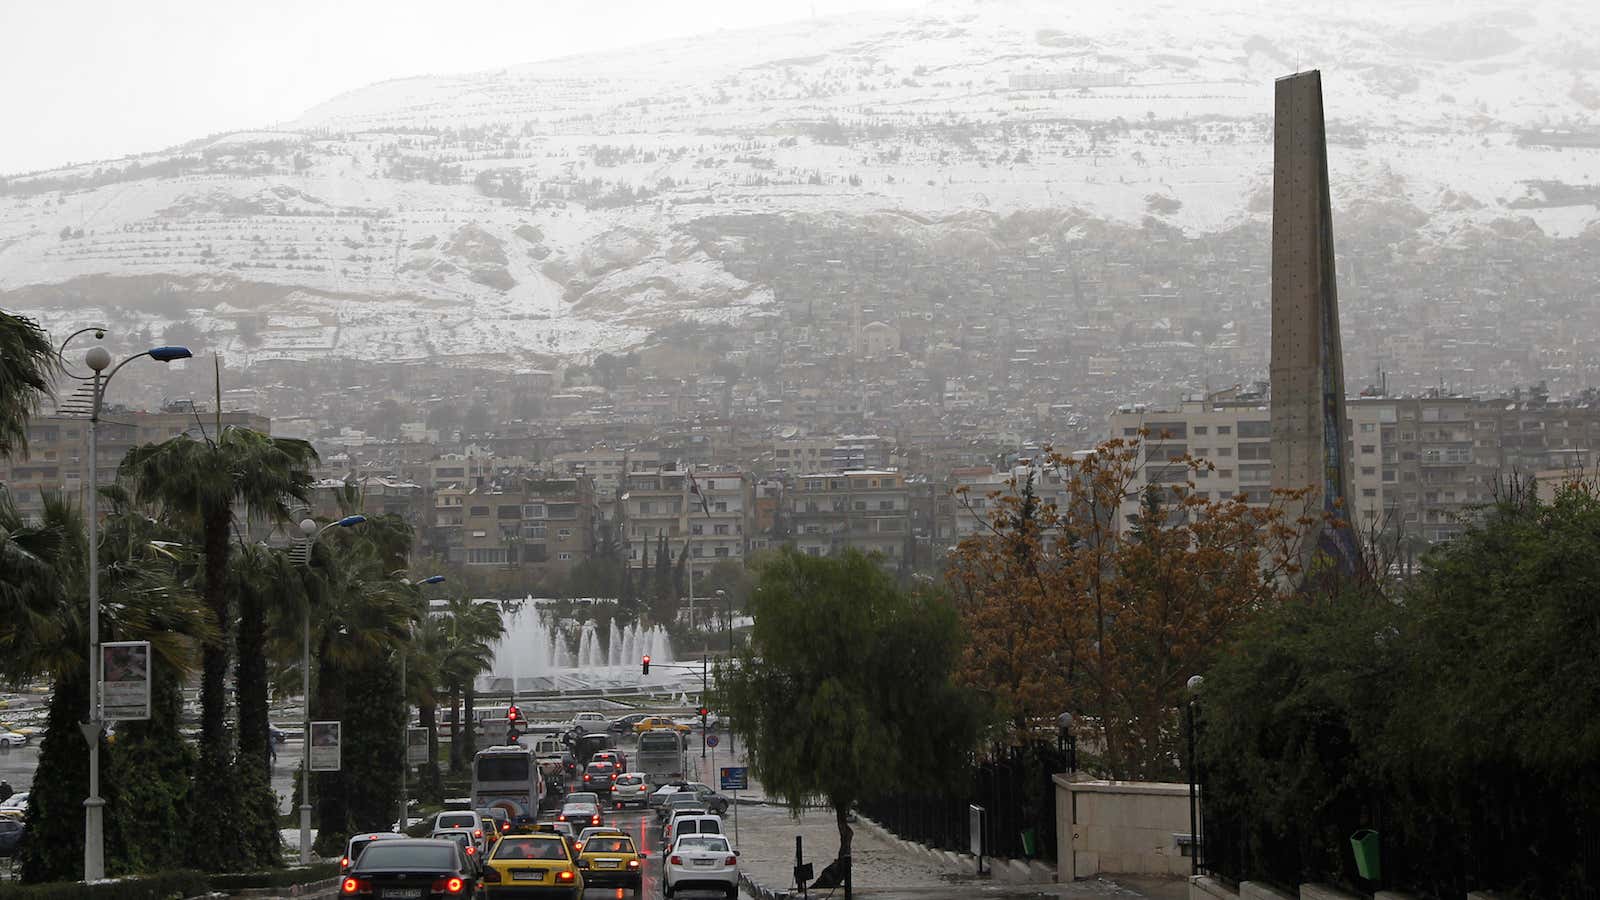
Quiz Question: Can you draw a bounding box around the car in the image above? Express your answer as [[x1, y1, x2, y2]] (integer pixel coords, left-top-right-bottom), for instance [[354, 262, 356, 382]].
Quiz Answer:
[[662, 782, 731, 815], [531, 820, 575, 842], [482, 832, 584, 898], [576, 829, 645, 895], [433, 810, 489, 857], [339, 836, 484, 898], [432, 828, 485, 873], [556, 799, 602, 829], [649, 782, 688, 809], [633, 716, 691, 734], [0, 819, 24, 855], [663, 813, 723, 850], [609, 713, 649, 733], [340, 831, 406, 874], [480, 807, 512, 836], [663, 833, 739, 899], [656, 791, 707, 823], [581, 760, 618, 794], [590, 749, 627, 771], [0, 733, 28, 748], [611, 772, 652, 809], [570, 712, 608, 734], [478, 813, 503, 849], [573, 825, 624, 853], [0, 793, 28, 821]]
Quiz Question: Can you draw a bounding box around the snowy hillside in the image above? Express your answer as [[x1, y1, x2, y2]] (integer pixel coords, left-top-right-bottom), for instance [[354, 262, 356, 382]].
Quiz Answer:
[[2, 0, 1597, 364]]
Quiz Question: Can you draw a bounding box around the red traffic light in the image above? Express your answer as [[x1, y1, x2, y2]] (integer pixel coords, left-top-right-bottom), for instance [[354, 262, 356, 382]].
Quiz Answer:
[[507, 704, 520, 722], [642, 655, 651, 675], [698, 707, 708, 718]]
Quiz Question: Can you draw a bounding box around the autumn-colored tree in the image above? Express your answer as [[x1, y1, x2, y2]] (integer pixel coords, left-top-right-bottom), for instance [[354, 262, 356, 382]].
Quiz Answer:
[[947, 435, 1312, 778]]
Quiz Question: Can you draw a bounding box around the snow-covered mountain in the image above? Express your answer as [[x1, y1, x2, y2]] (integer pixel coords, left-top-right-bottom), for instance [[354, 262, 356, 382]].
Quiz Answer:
[[2, 0, 1597, 365]]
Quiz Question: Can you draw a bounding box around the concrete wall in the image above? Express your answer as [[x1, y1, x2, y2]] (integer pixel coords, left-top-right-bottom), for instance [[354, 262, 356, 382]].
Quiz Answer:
[[1054, 776, 1194, 881]]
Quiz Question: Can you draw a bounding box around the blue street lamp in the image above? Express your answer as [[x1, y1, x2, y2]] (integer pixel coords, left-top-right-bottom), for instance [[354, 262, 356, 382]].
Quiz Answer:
[[70, 333, 191, 883], [296, 513, 365, 863]]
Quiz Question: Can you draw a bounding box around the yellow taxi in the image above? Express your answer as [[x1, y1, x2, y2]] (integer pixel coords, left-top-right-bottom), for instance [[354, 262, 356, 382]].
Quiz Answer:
[[632, 716, 691, 734], [576, 830, 645, 895], [482, 832, 584, 898], [480, 813, 503, 850]]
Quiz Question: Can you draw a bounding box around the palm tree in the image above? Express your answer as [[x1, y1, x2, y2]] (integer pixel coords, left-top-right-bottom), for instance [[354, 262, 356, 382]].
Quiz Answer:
[[7, 491, 213, 881], [0, 310, 53, 460], [120, 425, 316, 868], [439, 595, 503, 774], [407, 614, 450, 802]]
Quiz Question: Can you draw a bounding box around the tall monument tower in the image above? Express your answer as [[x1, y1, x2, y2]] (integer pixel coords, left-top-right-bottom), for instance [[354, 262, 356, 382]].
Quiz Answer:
[[1269, 71, 1361, 577]]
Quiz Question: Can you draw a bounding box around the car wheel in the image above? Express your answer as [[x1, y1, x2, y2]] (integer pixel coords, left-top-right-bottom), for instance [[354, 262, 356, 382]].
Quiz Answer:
[[663, 882, 675, 898], [726, 886, 738, 899]]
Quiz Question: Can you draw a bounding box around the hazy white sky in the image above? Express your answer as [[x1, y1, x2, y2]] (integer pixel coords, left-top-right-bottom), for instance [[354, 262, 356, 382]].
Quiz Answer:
[[0, 0, 924, 177]]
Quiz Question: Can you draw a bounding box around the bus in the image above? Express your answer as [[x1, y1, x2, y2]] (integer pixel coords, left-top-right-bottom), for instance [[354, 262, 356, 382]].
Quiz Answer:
[[636, 729, 686, 787], [471, 745, 545, 831]]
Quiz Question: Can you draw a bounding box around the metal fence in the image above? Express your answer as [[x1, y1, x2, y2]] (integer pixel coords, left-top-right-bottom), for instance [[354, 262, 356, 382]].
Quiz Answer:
[[859, 743, 1068, 862]]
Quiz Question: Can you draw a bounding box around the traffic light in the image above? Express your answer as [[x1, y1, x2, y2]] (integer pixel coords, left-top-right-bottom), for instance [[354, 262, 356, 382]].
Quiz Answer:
[[507, 704, 521, 737], [507, 704, 520, 723], [641, 655, 651, 675], [698, 706, 708, 718]]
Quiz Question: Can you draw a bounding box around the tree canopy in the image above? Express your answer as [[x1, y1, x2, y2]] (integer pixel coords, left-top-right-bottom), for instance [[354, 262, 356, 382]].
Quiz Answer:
[[717, 549, 978, 870]]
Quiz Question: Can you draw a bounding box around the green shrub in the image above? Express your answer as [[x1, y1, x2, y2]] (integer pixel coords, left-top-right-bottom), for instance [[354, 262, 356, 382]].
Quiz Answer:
[[0, 870, 208, 899]]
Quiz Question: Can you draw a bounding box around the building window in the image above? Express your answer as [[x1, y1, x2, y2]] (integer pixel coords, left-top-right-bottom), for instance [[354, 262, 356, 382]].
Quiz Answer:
[[1362, 488, 1377, 497], [1361, 466, 1376, 476], [714, 524, 730, 535], [1217, 447, 1233, 457], [1360, 444, 1375, 455], [557, 552, 572, 560], [854, 501, 867, 511], [469, 506, 490, 517], [692, 547, 705, 557], [1216, 425, 1233, 435], [1193, 426, 1208, 435], [523, 524, 546, 539], [557, 528, 572, 538], [1360, 423, 1375, 433], [714, 546, 730, 557], [691, 524, 704, 535], [523, 503, 546, 518]]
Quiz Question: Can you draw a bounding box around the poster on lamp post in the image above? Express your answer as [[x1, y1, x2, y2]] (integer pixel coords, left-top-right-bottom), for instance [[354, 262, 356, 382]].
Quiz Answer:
[[309, 721, 342, 771], [100, 641, 151, 721], [406, 727, 428, 765]]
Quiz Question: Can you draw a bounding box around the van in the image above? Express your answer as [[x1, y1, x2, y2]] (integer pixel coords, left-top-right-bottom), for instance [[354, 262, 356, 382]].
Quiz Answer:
[[663, 813, 722, 849]]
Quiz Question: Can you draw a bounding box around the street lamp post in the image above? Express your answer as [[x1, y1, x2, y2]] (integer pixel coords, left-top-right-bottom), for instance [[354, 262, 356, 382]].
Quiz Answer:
[[399, 575, 445, 832], [717, 589, 732, 756], [297, 514, 365, 864], [1185, 674, 1204, 877], [71, 333, 192, 883]]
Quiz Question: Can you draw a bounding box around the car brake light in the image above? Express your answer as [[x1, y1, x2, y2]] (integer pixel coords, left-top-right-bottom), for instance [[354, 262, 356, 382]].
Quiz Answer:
[[726, 855, 739, 865], [584, 775, 592, 781], [501, 822, 511, 831], [670, 855, 682, 865], [431, 876, 465, 894], [574, 842, 584, 852], [465, 845, 476, 856], [558, 814, 567, 821], [591, 815, 601, 825], [340, 877, 365, 894], [339, 856, 350, 870], [628, 859, 640, 868], [474, 829, 482, 838]]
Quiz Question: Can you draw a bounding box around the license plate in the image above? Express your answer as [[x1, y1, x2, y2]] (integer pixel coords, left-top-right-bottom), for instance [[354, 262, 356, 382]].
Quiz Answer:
[[695, 858, 716, 866], [596, 859, 620, 868], [512, 870, 544, 881], [382, 890, 423, 899]]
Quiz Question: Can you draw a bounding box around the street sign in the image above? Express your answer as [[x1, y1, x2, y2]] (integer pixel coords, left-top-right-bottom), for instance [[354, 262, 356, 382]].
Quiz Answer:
[[406, 727, 428, 765], [310, 721, 342, 772], [969, 803, 986, 874], [720, 766, 748, 791], [705, 733, 720, 749], [101, 641, 151, 721]]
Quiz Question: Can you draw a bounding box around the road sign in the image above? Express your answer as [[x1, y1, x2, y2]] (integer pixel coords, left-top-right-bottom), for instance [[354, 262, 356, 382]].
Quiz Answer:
[[310, 721, 342, 772], [720, 766, 748, 791], [705, 733, 720, 748]]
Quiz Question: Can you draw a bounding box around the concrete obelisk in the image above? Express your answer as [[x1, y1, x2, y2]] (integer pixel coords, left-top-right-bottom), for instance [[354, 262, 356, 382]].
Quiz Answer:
[[1269, 70, 1361, 578]]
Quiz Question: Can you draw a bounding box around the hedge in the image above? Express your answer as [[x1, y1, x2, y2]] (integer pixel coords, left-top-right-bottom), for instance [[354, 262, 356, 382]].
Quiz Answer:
[[0, 862, 341, 899], [0, 870, 209, 900]]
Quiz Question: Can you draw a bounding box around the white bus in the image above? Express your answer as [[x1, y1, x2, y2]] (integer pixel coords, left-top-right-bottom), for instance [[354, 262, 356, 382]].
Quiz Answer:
[[636, 729, 687, 787], [471, 745, 546, 830]]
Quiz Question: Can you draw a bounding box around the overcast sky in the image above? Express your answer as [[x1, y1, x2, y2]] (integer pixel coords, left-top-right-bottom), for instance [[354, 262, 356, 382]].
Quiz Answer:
[[0, 0, 924, 177]]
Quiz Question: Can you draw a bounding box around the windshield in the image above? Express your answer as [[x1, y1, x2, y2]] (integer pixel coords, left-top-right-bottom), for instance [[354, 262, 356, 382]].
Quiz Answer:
[[476, 755, 530, 782], [436, 812, 477, 828], [357, 844, 455, 871], [585, 837, 633, 854], [678, 836, 730, 852], [493, 838, 568, 860], [565, 792, 599, 805]]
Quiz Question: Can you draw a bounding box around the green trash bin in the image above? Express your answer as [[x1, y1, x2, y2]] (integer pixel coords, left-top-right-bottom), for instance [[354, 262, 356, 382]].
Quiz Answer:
[[1020, 828, 1037, 858], [1349, 829, 1381, 881]]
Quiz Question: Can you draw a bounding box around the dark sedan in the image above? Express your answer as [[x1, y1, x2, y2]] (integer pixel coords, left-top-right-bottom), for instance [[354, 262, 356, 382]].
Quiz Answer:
[[339, 838, 484, 898]]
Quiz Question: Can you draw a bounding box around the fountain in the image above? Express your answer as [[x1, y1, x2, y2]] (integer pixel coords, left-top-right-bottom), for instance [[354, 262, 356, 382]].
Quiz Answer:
[[477, 597, 685, 694]]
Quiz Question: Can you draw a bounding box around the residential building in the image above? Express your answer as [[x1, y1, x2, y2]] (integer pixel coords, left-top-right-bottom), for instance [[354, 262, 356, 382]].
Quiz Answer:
[[0, 406, 270, 517], [621, 466, 751, 582], [789, 469, 910, 565]]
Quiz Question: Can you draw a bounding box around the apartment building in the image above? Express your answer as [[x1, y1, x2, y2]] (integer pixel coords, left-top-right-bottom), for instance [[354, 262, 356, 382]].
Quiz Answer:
[[621, 466, 750, 582], [1108, 389, 1389, 534], [789, 469, 910, 565], [552, 447, 663, 502], [0, 406, 270, 516], [448, 475, 596, 585]]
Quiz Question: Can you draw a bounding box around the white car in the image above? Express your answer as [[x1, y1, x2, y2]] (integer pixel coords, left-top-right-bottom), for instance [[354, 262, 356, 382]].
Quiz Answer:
[[663, 833, 739, 898], [571, 712, 609, 734], [0, 733, 27, 747]]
